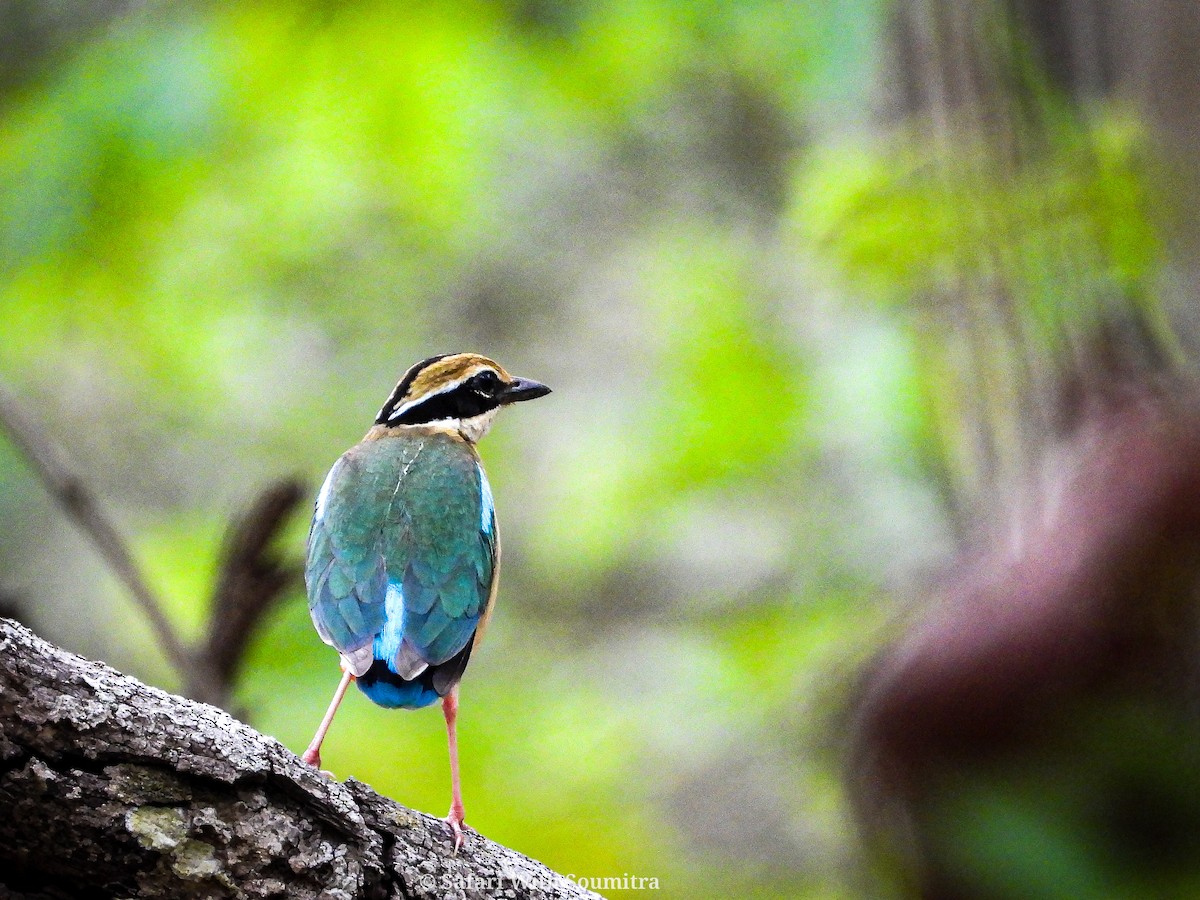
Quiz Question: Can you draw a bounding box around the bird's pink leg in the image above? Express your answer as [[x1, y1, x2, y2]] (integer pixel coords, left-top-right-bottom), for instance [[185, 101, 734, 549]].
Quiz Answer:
[[442, 687, 469, 852], [302, 669, 354, 768]]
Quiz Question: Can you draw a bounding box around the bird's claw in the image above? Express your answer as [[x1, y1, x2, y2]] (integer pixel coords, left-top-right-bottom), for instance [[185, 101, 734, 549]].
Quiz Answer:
[[300, 749, 337, 779], [446, 810, 470, 854]]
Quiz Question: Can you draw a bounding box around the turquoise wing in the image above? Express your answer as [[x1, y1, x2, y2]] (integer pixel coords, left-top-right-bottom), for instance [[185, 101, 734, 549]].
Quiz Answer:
[[305, 433, 497, 679], [305, 441, 403, 668], [375, 435, 497, 669]]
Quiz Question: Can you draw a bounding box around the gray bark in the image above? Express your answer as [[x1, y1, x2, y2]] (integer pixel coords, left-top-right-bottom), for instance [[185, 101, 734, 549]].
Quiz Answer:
[[0, 619, 600, 900]]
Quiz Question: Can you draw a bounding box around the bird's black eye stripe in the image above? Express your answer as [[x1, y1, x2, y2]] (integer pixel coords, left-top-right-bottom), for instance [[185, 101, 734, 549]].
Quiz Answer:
[[389, 372, 505, 425]]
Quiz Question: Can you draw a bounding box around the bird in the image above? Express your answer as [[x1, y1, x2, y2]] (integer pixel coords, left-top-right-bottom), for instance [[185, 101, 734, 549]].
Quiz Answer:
[[300, 352, 550, 850]]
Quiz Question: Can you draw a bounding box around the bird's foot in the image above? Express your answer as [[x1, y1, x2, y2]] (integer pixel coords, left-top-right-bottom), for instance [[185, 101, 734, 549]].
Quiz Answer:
[[445, 806, 470, 854], [301, 747, 336, 777]]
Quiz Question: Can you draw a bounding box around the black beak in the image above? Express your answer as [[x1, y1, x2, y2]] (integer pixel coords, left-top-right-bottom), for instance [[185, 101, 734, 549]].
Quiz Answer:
[[502, 376, 552, 404]]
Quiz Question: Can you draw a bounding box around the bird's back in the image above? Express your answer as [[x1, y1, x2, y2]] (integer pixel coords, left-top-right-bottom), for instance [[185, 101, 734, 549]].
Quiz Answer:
[[306, 428, 498, 708]]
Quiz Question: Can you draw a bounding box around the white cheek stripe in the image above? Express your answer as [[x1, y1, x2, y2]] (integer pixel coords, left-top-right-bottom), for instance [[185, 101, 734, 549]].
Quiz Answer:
[[404, 408, 497, 443]]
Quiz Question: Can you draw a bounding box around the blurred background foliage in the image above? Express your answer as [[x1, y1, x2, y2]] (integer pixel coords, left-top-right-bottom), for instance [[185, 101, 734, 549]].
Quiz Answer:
[[2, 0, 1199, 897]]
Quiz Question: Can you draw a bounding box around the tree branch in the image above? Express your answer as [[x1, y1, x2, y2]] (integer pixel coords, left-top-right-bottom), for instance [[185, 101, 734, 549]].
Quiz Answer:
[[0, 619, 599, 900], [0, 381, 196, 690]]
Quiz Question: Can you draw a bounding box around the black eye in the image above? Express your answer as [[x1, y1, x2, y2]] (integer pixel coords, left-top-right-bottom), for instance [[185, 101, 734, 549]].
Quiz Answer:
[[473, 370, 501, 397]]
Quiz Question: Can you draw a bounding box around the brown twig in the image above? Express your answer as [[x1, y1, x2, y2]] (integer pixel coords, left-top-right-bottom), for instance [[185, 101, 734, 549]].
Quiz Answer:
[[0, 379, 198, 688], [200, 477, 307, 706]]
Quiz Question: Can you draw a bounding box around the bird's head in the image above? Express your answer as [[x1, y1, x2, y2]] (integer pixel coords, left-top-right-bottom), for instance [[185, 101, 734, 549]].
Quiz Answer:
[[374, 353, 551, 443]]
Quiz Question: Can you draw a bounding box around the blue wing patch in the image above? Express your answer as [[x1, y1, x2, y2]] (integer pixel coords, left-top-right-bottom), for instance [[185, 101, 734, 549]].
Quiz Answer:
[[479, 464, 495, 534], [371, 582, 407, 671]]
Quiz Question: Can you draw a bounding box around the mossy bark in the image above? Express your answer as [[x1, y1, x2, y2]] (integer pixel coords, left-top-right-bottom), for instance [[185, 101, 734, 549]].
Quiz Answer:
[[0, 619, 598, 900]]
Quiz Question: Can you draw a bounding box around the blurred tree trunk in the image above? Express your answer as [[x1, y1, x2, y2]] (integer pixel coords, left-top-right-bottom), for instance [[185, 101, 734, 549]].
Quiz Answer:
[[852, 1, 1200, 897], [0, 619, 594, 900]]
